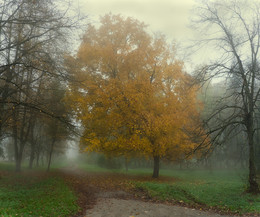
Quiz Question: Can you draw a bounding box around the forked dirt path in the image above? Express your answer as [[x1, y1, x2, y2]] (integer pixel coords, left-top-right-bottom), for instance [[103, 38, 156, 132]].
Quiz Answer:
[[60, 167, 234, 217], [86, 192, 230, 217]]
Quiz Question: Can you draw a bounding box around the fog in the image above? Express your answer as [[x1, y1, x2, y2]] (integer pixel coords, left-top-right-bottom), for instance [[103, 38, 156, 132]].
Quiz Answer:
[[0, 4, 260, 216], [76, 0, 214, 72], [0, 0, 259, 175]]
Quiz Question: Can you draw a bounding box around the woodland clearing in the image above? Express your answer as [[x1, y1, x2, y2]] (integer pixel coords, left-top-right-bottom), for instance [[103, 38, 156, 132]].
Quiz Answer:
[[0, 163, 259, 217]]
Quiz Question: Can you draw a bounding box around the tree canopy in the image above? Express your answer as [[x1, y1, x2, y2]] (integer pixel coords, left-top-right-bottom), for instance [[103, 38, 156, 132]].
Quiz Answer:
[[66, 14, 206, 177]]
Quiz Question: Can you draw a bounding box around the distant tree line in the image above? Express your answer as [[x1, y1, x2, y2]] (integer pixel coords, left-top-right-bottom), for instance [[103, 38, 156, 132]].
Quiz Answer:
[[0, 0, 83, 171]]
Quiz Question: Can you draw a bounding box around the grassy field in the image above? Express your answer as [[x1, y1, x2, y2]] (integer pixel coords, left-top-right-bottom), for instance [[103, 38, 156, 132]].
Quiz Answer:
[[130, 169, 260, 215], [0, 162, 80, 217], [1, 161, 259, 216], [77, 164, 260, 215]]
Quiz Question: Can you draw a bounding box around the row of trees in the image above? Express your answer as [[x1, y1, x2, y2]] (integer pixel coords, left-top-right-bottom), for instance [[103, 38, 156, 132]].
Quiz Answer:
[[0, 0, 82, 171]]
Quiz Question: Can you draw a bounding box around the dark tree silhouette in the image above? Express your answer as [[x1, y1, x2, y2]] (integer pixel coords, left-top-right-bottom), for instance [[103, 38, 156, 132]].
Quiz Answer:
[[193, 0, 260, 193]]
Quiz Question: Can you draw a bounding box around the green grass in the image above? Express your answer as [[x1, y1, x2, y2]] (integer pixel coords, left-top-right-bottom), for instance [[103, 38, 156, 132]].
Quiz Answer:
[[77, 163, 124, 173], [0, 160, 70, 172], [133, 169, 260, 214], [77, 163, 260, 213], [0, 161, 18, 171], [4, 161, 255, 215], [0, 161, 48, 172], [0, 174, 80, 217]]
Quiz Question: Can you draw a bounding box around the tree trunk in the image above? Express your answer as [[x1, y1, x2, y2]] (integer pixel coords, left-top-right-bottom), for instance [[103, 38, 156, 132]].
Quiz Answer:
[[29, 132, 35, 169], [15, 154, 22, 172], [36, 151, 40, 167], [47, 139, 55, 171], [15, 144, 26, 172], [246, 111, 260, 193], [28, 145, 35, 169], [28, 116, 36, 169], [248, 131, 259, 193], [152, 155, 160, 178], [13, 123, 21, 172], [255, 127, 260, 173], [41, 154, 45, 166]]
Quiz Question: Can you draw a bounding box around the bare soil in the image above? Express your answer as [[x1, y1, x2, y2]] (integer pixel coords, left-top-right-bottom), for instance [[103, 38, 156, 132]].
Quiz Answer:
[[86, 191, 231, 217]]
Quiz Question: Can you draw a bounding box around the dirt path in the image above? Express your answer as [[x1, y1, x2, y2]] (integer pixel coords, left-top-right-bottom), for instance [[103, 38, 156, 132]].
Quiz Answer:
[[60, 167, 235, 217], [85, 191, 231, 217]]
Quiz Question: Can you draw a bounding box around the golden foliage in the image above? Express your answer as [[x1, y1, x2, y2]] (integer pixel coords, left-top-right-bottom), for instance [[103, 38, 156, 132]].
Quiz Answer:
[[66, 14, 207, 161]]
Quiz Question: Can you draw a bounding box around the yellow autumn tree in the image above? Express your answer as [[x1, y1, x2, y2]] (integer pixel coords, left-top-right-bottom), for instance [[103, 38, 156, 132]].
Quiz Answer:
[[66, 14, 206, 177]]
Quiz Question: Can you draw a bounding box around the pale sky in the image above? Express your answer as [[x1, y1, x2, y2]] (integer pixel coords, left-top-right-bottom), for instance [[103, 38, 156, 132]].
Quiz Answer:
[[80, 0, 196, 41], [77, 0, 208, 71]]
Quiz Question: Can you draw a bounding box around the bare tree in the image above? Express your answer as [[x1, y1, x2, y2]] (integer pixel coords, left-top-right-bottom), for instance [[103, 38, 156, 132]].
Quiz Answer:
[[193, 0, 260, 193], [44, 80, 70, 171], [0, 0, 85, 171]]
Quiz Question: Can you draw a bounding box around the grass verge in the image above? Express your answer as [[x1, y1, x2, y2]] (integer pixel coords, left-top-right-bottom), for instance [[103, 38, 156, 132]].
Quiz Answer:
[[0, 172, 80, 217], [132, 170, 260, 215], [77, 164, 260, 214]]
